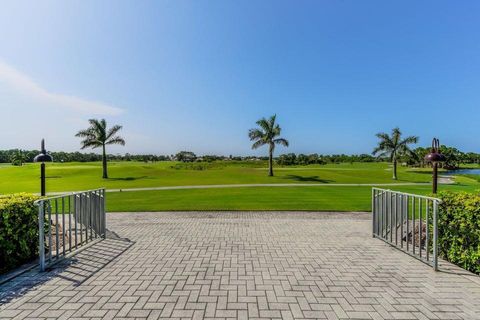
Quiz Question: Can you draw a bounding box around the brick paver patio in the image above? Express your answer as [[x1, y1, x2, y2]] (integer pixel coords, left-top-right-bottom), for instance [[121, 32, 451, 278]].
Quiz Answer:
[[1, 211, 480, 319]]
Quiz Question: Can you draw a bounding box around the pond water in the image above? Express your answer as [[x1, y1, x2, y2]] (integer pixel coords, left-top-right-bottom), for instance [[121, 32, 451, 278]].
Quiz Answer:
[[442, 168, 480, 176]]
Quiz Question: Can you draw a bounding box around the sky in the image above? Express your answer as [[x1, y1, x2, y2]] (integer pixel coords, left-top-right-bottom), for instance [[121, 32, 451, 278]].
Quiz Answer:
[[0, 1, 479, 156]]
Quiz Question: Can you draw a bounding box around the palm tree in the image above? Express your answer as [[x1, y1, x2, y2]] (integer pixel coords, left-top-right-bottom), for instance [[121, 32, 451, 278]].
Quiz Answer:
[[372, 127, 418, 180], [249, 114, 289, 176], [11, 150, 26, 166], [75, 119, 125, 179]]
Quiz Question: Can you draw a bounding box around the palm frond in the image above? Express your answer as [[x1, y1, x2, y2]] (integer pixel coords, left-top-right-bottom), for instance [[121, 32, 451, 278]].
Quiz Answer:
[[79, 139, 102, 149], [392, 127, 401, 145], [251, 139, 266, 149], [106, 125, 123, 140], [88, 119, 106, 139], [400, 135, 419, 145], [248, 128, 264, 140], [256, 118, 271, 133], [75, 129, 94, 138], [106, 136, 126, 146], [273, 138, 289, 147], [269, 114, 277, 127], [372, 146, 390, 156], [375, 132, 392, 142], [373, 151, 390, 158]]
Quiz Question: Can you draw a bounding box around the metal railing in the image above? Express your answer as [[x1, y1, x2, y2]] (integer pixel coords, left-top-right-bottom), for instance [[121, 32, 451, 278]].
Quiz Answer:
[[372, 188, 440, 270], [36, 188, 106, 271]]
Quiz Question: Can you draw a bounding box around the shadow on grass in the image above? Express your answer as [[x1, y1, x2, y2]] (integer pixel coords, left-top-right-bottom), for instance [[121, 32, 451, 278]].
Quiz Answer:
[[283, 175, 333, 183], [0, 233, 134, 305], [108, 176, 149, 181], [407, 170, 434, 176]]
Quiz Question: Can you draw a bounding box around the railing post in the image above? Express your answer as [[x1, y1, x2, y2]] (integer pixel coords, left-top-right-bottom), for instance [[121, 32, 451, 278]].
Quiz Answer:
[[433, 200, 439, 271], [38, 201, 45, 272], [102, 189, 107, 237], [372, 188, 375, 237]]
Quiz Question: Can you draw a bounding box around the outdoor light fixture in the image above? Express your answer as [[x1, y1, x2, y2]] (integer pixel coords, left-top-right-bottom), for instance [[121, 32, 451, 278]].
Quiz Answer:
[[424, 138, 446, 194], [33, 139, 53, 196]]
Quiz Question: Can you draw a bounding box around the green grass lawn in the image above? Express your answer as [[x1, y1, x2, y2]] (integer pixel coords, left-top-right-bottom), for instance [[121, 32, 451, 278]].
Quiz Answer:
[[0, 161, 434, 193], [1, 161, 478, 211], [106, 183, 480, 212]]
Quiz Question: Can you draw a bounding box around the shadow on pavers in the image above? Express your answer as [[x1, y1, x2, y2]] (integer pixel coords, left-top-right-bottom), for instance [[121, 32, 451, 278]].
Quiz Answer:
[[437, 260, 480, 284], [0, 231, 134, 305]]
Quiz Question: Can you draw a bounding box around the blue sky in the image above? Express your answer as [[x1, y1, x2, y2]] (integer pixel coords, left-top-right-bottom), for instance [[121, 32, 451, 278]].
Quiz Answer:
[[1, 1, 479, 156]]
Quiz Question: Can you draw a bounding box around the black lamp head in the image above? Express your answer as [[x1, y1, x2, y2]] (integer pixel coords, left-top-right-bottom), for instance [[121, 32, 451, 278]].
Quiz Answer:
[[34, 139, 53, 163], [424, 152, 446, 163], [424, 138, 446, 164]]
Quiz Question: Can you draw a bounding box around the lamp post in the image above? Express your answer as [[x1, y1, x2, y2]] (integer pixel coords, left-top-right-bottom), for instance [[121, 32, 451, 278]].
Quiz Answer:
[[424, 138, 446, 194], [33, 139, 53, 196]]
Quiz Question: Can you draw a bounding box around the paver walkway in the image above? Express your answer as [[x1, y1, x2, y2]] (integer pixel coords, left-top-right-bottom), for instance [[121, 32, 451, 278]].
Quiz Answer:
[[1, 211, 480, 320]]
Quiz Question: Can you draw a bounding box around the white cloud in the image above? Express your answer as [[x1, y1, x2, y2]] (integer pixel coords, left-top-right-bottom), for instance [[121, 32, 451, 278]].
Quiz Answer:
[[0, 60, 124, 116]]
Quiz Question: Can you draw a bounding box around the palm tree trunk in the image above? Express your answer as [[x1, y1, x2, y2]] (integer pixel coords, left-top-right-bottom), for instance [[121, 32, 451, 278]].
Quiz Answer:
[[102, 144, 108, 179], [268, 145, 274, 177], [393, 158, 397, 180]]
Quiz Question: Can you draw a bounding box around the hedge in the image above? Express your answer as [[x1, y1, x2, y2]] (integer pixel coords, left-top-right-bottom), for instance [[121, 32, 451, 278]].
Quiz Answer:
[[0, 193, 39, 274], [437, 191, 480, 275]]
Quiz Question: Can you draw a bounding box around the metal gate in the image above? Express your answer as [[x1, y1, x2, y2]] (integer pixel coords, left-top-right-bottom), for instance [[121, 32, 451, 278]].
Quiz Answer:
[[372, 188, 440, 270], [35, 189, 106, 271]]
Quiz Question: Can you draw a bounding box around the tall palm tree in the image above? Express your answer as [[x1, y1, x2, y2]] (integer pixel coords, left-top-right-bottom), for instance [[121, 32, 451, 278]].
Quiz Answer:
[[372, 127, 418, 180], [75, 119, 125, 179], [249, 114, 289, 176]]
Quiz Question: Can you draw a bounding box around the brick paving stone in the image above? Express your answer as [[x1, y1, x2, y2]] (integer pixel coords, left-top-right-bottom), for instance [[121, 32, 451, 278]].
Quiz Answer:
[[1, 211, 480, 319]]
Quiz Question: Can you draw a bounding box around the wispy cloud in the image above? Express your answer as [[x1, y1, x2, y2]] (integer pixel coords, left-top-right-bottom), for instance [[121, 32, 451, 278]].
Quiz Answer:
[[0, 60, 124, 116]]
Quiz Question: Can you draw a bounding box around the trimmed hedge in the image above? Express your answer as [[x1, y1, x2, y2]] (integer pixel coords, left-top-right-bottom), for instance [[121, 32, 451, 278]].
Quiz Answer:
[[0, 193, 39, 274], [437, 191, 480, 274]]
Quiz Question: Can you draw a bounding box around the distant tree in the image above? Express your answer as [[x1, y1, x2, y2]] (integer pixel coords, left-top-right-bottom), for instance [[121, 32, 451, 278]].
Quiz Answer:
[[408, 147, 429, 167], [248, 114, 289, 176], [356, 154, 375, 162], [439, 145, 462, 170], [306, 153, 321, 164], [202, 155, 225, 162], [372, 127, 418, 180], [297, 154, 309, 165], [277, 153, 297, 166], [175, 151, 197, 162], [463, 152, 480, 164], [75, 119, 125, 179], [11, 150, 26, 166]]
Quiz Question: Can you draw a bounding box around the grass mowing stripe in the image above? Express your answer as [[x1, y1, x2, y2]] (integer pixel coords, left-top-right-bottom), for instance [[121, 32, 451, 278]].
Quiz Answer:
[[105, 183, 478, 212]]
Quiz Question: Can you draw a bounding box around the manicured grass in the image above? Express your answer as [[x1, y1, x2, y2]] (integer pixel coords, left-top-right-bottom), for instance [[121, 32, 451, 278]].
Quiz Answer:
[[0, 161, 435, 194], [2, 161, 479, 211], [106, 183, 480, 212], [107, 186, 374, 212]]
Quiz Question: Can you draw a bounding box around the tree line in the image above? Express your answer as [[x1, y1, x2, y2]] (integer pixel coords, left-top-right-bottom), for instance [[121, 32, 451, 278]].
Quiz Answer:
[[0, 149, 170, 165], [3, 143, 479, 170], [277, 153, 378, 165], [4, 117, 480, 180], [0, 149, 384, 165]]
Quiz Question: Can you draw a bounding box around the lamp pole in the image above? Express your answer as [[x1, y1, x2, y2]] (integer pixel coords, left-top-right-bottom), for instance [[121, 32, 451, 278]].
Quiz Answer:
[[34, 139, 53, 196], [432, 161, 438, 194], [40, 162, 46, 196]]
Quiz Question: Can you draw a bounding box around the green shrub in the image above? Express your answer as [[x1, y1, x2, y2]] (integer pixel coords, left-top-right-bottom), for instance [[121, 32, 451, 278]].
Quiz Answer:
[[0, 193, 39, 274], [437, 191, 480, 274]]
